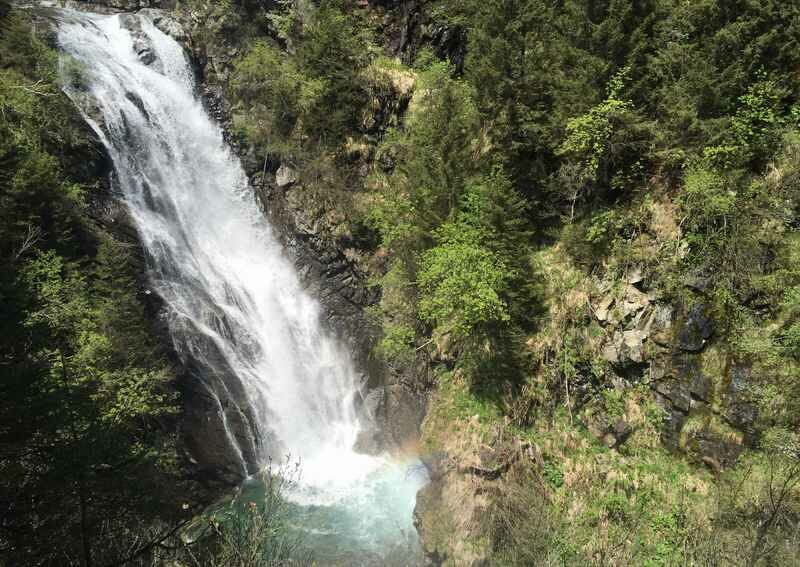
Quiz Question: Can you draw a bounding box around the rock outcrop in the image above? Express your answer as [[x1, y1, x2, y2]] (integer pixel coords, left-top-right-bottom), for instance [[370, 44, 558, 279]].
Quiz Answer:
[[591, 268, 755, 468], [414, 420, 541, 566]]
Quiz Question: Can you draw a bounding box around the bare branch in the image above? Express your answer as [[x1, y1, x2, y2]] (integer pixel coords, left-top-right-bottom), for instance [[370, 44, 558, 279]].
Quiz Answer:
[[12, 224, 42, 262]]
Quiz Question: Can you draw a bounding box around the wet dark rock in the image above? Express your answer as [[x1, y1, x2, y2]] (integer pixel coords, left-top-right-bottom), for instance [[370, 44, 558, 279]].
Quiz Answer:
[[653, 379, 691, 413], [673, 354, 711, 402], [177, 321, 268, 484], [694, 432, 743, 472], [136, 42, 156, 64], [120, 13, 159, 65], [181, 376, 253, 485], [677, 302, 714, 352], [684, 267, 712, 295], [659, 402, 688, 448], [199, 84, 232, 132], [125, 91, 150, 120], [725, 364, 759, 445]]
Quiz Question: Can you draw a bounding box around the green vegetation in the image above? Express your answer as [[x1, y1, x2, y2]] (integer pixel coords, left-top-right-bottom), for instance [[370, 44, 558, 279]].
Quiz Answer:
[[5, 0, 800, 563], [217, 0, 800, 563], [231, 0, 372, 153], [0, 6, 198, 565], [183, 461, 311, 567]]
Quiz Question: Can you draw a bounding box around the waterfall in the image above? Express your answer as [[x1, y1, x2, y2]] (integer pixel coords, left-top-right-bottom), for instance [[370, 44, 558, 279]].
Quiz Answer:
[[55, 10, 425, 547]]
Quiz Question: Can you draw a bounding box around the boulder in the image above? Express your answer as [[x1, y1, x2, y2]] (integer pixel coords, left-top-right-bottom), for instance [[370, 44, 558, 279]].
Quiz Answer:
[[595, 293, 615, 322], [602, 419, 634, 449], [119, 14, 158, 66], [621, 284, 651, 319], [602, 331, 623, 364], [677, 302, 714, 352], [622, 329, 646, 363], [139, 8, 186, 41], [648, 303, 674, 346], [653, 379, 691, 413], [602, 329, 647, 368], [276, 164, 299, 187], [594, 283, 650, 326]]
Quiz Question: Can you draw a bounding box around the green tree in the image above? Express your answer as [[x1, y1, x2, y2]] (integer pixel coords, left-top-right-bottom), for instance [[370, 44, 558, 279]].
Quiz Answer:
[[0, 8, 195, 565], [232, 0, 372, 153], [457, 0, 603, 188], [417, 169, 533, 377], [556, 68, 652, 216], [369, 58, 480, 256], [418, 222, 511, 343]]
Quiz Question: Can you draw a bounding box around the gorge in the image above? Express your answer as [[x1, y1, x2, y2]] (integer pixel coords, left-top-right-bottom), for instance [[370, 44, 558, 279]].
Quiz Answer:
[[4, 0, 800, 565], [56, 6, 425, 562]]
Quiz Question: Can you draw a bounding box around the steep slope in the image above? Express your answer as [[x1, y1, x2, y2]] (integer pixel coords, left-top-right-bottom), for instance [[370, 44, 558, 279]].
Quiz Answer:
[[171, 1, 800, 565]]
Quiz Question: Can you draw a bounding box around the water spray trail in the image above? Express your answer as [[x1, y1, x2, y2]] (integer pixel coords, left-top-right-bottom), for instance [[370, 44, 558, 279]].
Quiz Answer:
[[58, 9, 373, 489]]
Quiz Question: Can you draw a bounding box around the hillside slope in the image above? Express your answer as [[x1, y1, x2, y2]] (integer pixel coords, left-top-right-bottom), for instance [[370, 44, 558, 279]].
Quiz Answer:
[[177, 0, 800, 564]]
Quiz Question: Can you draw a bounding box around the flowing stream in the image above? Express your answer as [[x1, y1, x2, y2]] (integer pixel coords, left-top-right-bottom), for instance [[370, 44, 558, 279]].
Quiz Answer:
[[56, 8, 425, 561]]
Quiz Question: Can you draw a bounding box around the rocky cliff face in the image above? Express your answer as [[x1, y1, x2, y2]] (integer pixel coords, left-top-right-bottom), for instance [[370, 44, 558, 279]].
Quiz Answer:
[[591, 272, 754, 468]]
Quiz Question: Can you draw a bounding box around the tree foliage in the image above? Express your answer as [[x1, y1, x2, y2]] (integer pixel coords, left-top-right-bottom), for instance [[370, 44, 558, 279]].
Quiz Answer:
[[232, 0, 373, 153], [0, 8, 197, 565]]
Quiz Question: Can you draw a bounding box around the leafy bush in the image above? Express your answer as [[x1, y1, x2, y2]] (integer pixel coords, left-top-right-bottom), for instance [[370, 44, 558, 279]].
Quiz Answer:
[[418, 222, 511, 342]]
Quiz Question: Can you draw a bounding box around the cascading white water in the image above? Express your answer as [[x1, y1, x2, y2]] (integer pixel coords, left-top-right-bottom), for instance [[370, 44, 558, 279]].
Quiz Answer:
[[55, 8, 425, 556]]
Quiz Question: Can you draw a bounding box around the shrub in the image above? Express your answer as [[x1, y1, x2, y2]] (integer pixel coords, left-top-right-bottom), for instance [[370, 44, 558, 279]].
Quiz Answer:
[[418, 222, 511, 343]]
